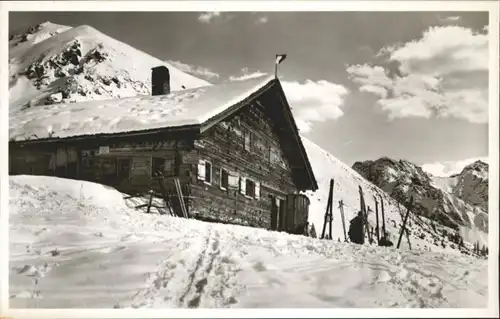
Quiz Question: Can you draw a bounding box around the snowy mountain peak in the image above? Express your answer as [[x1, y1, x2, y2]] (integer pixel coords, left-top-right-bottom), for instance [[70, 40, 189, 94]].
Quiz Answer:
[[352, 157, 432, 191], [9, 21, 71, 50], [455, 160, 488, 179], [9, 21, 211, 114], [450, 160, 488, 211]]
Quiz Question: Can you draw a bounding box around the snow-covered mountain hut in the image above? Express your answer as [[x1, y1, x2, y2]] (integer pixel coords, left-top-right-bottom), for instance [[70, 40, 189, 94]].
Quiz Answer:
[[9, 66, 318, 233]]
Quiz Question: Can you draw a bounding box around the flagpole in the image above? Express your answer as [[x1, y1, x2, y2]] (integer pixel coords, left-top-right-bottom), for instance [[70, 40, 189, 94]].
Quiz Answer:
[[275, 54, 287, 79]]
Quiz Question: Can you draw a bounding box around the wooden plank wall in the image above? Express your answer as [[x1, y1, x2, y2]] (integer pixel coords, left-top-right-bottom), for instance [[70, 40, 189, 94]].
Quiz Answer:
[[188, 102, 298, 229], [9, 138, 195, 195]]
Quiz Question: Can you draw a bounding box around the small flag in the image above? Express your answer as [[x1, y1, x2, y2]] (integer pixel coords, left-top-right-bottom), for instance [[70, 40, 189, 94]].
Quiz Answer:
[[275, 54, 287, 64]]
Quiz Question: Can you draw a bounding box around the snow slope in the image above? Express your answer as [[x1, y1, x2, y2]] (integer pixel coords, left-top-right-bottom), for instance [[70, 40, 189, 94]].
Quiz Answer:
[[9, 22, 210, 113], [9, 175, 488, 308], [301, 137, 476, 254]]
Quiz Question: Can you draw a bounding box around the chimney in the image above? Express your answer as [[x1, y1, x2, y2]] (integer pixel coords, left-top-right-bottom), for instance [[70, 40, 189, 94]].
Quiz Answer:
[[151, 66, 170, 96]]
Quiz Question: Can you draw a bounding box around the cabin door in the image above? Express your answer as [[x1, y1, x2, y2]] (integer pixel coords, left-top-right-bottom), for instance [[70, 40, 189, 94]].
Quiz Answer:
[[277, 198, 286, 231], [270, 196, 279, 231]]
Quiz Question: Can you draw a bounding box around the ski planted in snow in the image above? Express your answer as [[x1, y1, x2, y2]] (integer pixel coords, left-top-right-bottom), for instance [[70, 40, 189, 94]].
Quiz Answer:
[[397, 196, 413, 249], [374, 196, 380, 244], [379, 194, 386, 237], [321, 178, 335, 240], [358, 185, 373, 244], [397, 202, 412, 250], [174, 177, 189, 219], [338, 199, 348, 242]]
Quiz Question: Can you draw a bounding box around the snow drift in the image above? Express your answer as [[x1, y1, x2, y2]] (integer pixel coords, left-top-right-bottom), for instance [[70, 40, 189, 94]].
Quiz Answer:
[[9, 175, 488, 308]]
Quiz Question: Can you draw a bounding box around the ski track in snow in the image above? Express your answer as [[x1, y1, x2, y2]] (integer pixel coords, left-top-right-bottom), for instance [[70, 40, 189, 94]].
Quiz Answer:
[[9, 175, 488, 309], [126, 226, 244, 308]]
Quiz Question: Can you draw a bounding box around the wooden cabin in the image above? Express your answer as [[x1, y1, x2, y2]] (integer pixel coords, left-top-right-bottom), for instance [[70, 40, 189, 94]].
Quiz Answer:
[[9, 66, 318, 233]]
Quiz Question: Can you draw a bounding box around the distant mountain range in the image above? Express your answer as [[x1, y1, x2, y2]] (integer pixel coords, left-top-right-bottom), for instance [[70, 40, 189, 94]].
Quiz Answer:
[[352, 158, 488, 235]]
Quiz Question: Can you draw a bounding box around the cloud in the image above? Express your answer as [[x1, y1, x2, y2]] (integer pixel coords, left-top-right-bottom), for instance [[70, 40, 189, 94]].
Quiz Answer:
[[422, 157, 488, 177], [439, 15, 462, 23], [228, 69, 349, 133], [198, 12, 221, 23], [281, 80, 349, 133], [344, 140, 354, 146], [347, 25, 489, 123], [166, 60, 219, 82], [347, 64, 392, 98], [256, 16, 269, 24], [228, 68, 268, 82]]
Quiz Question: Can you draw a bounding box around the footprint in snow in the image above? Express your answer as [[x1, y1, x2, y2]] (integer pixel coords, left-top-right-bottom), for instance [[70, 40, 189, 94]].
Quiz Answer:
[[374, 270, 392, 283], [34, 228, 48, 236], [16, 263, 52, 278], [252, 261, 267, 272], [99, 246, 127, 254]]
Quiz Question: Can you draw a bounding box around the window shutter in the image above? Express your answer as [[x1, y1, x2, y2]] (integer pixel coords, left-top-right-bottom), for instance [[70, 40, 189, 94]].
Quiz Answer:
[[239, 177, 246, 195], [197, 159, 206, 181], [255, 182, 260, 200], [228, 174, 239, 189]]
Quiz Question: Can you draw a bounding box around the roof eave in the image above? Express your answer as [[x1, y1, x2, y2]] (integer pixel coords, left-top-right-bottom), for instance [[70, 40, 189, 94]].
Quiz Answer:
[[274, 80, 319, 192], [9, 124, 201, 146]]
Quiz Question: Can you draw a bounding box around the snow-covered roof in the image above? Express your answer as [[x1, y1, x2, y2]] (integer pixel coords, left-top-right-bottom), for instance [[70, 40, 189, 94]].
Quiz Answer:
[[9, 75, 276, 141]]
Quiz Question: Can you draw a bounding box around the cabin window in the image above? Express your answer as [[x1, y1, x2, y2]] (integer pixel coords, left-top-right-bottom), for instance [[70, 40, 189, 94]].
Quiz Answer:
[[151, 157, 165, 177], [270, 146, 288, 169], [205, 161, 212, 184], [246, 179, 255, 197], [270, 146, 279, 163], [220, 168, 229, 190], [240, 177, 260, 200], [197, 159, 213, 184], [244, 131, 251, 151]]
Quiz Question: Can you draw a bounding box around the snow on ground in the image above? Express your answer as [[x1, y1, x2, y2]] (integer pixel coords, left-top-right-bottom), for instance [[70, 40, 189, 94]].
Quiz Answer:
[[9, 175, 488, 308], [429, 175, 458, 194]]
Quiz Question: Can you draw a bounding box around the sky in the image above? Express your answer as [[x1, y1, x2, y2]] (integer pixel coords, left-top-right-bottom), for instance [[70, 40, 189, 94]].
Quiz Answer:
[[9, 11, 490, 173]]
